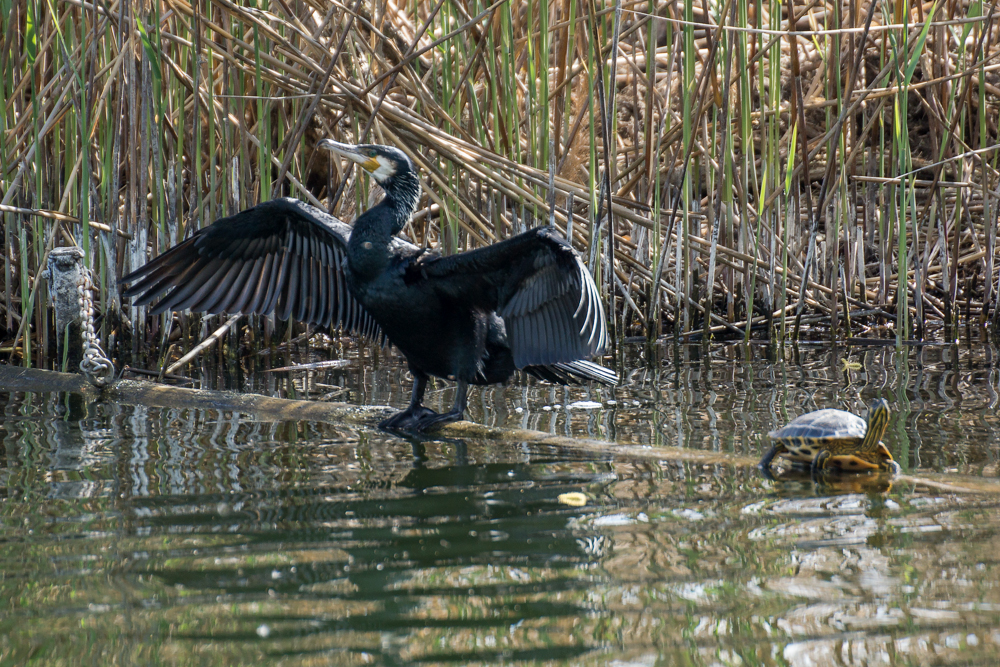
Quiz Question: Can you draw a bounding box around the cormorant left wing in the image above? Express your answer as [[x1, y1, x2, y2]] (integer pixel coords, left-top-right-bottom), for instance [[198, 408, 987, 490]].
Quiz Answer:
[[410, 226, 608, 367], [120, 198, 386, 341]]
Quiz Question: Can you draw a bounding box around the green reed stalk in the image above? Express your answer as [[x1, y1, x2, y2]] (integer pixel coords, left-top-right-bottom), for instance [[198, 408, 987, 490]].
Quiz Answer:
[[174, 15, 187, 237], [272, 29, 284, 199], [192, 5, 205, 229], [501, 1, 517, 162], [540, 0, 551, 177], [484, 5, 502, 164], [206, 42, 217, 221], [768, 0, 783, 339], [828, 0, 842, 339], [873, 27, 887, 311], [975, 3, 993, 321], [525, 0, 536, 171], [442, 2, 453, 119], [680, 0, 694, 333], [561, 0, 577, 161], [219, 10, 232, 215], [736, 0, 758, 340], [646, 0, 660, 338], [949, 39, 968, 333], [781, 122, 797, 343], [22, 0, 42, 368], [896, 4, 935, 342], [443, 2, 459, 250], [585, 7, 597, 264], [232, 12, 247, 214], [252, 1, 270, 202], [1, 10, 9, 333], [19, 227, 30, 367], [456, 5, 485, 149], [138, 15, 165, 247], [706, 1, 732, 342]]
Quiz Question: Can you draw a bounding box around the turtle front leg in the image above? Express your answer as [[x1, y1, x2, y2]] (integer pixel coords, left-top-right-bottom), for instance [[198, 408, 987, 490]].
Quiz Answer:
[[810, 450, 831, 476], [758, 443, 786, 479]]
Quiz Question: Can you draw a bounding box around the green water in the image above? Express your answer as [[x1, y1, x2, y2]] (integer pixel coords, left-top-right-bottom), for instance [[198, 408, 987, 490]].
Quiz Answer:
[[2, 343, 999, 665]]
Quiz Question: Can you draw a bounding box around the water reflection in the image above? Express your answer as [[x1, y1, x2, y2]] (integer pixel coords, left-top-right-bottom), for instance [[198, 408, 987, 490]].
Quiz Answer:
[[1, 343, 999, 664]]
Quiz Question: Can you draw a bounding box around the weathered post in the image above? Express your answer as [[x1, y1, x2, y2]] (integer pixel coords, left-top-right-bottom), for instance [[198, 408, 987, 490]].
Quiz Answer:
[[47, 247, 86, 372]]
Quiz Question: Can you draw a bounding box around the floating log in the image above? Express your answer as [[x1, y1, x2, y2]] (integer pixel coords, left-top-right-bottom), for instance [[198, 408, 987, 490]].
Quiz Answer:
[[0, 365, 996, 495]]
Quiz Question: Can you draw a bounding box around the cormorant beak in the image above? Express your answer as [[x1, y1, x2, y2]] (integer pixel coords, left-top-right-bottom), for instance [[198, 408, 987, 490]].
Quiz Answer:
[[318, 139, 380, 173]]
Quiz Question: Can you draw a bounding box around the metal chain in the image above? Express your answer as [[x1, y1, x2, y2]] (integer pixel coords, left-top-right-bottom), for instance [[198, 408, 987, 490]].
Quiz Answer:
[[77, 268, 115, 387]]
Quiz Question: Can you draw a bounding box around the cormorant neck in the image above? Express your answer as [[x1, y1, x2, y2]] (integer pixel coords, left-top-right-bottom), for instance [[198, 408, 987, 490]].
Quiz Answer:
[[348, 168, 420, 271], [348, 169, 420, 277], [379, 169, 421, 234]]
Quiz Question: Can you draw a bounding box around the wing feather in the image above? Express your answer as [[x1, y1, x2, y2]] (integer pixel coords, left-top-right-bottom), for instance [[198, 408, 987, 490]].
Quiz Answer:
[[197, 257, 244, 312], [260, 249, 287, 315], [334, 246, 346, 327], [414, 226, 608, 368], [151, 257, 222, 314], [282, 253, 300, 321], [172, 259, 232, 312], [120, 198, 385, 341], [189, 258, 237, 312], [227, 260, 260, 314], [246, 252, 275, 314]]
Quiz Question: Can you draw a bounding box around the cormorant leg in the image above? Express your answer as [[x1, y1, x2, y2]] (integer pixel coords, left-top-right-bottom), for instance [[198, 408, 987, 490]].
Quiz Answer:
[[380, 372, 439, 430], [413, 380, 469, 432]]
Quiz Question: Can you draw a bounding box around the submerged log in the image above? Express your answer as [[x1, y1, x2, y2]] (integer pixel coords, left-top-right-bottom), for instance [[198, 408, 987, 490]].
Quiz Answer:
[[0, 365, 996, 495]]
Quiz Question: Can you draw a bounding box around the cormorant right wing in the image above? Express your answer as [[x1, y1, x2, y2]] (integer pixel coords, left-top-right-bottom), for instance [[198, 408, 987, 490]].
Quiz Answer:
[[410, 226, 609, 368], [121, 197, 386, 341]]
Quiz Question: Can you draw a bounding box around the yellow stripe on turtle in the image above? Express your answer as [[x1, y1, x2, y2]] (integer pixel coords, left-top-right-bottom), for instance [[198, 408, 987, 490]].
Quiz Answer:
[[760, 399, 897, 475]]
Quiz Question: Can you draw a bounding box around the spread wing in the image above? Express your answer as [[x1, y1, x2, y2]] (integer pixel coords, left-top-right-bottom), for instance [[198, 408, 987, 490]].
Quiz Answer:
[[120, 197, 387, 341], [412, 226, 608, 367]]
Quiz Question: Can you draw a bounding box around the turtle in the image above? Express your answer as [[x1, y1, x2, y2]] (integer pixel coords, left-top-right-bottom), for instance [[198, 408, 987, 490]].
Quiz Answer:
[[759, 398, 899, 475]]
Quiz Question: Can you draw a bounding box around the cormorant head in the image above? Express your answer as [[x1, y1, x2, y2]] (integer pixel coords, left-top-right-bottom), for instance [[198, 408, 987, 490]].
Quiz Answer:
[[319, 139, 421, 233], [318, 140, 414, 186]]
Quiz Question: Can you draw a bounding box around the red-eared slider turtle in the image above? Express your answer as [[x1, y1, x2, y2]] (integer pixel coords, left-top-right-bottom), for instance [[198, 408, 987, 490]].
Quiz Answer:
[[760, 399, 898, 474]]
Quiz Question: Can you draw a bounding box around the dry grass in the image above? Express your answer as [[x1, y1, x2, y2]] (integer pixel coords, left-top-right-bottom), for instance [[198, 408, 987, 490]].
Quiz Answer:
[[2, 0, 1000, 371]]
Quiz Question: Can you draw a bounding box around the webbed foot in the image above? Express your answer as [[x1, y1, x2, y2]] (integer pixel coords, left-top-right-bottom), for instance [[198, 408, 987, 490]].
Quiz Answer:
[[380, 406, 440, 431], [411, 409, 465, 433]]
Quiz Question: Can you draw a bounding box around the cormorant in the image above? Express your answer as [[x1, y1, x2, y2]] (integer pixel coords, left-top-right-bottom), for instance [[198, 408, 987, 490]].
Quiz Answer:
[[121, 141, 617, 430]]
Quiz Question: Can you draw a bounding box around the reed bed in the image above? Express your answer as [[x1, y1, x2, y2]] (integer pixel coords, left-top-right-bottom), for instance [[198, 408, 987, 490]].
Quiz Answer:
[[2, 0, 1000, 372]]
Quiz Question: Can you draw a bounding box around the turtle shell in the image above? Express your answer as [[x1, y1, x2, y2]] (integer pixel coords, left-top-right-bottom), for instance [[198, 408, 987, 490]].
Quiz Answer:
[[762, 402, 897, 473], [768, 408, 867, 445]]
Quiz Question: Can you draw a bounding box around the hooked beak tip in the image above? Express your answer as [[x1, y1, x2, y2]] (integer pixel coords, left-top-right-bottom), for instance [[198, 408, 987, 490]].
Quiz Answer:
[[319, 139, 375, 171], [318, 138, 352, 153]]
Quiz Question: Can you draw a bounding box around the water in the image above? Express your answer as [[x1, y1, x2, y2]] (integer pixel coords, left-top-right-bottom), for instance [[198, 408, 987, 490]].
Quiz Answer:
[[2, 342, 1000, 665]]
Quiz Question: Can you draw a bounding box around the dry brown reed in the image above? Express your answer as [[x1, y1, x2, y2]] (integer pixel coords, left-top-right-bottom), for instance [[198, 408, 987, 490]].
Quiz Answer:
[[2, 0, 1000, 372]]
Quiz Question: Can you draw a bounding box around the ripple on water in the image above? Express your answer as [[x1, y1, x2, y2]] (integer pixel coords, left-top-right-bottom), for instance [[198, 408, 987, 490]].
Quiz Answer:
[[3, 343, 1000, 664]]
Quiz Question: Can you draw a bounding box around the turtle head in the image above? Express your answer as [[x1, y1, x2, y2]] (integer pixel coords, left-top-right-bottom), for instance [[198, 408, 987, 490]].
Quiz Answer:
[[862, 398, 891, 453]]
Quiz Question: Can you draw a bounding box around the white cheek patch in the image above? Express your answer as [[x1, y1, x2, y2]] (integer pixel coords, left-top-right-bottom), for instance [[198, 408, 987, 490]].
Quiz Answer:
[[371, 156, 397, 180]]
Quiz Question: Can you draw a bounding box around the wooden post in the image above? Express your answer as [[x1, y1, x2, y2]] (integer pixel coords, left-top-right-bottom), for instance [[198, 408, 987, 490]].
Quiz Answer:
[[46, 247, 86, 372]]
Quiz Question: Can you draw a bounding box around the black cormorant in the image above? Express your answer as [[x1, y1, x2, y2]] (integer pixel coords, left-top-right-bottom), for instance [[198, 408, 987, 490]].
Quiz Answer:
[[121, 141, 617, 430]]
